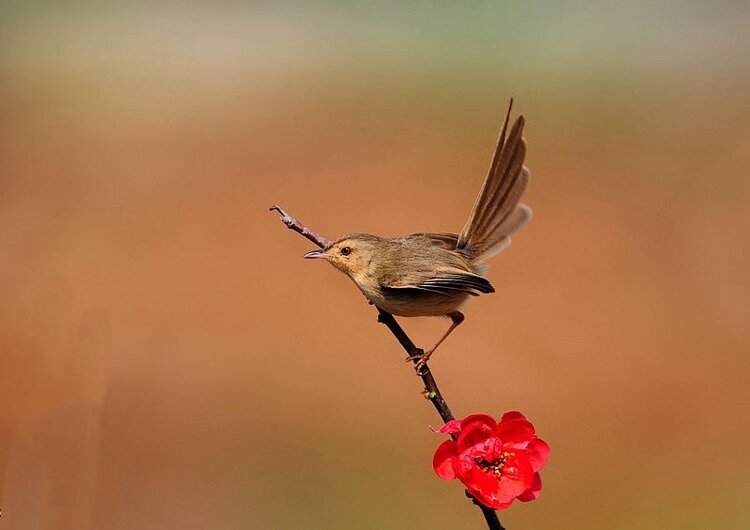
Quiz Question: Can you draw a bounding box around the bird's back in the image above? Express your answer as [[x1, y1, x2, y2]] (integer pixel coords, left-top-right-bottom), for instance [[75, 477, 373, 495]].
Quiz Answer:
[[362, 234, 493, 318]]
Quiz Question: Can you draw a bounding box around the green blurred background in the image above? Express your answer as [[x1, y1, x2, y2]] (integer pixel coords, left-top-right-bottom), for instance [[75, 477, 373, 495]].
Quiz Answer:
[[1, 2, 748, 529]]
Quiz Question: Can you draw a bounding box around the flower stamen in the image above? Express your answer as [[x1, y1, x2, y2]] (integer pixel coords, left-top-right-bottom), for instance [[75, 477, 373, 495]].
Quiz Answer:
[[474, 451, 515, 477]]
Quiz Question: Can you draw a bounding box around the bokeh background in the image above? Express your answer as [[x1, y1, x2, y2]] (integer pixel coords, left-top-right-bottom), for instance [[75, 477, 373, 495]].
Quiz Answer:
[[2, 2, 749, 529]]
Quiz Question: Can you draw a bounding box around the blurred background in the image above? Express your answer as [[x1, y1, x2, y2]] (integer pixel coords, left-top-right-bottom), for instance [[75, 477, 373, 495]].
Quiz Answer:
[[1, 2, 748, 529]]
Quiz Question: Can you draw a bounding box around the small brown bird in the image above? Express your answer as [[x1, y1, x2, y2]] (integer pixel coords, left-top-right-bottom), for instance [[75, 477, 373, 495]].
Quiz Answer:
[[304, 100, 531, 369]]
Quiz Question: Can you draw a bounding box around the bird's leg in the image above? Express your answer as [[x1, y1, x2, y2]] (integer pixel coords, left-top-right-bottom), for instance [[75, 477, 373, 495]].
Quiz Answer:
[[411, 311, 465, 373]]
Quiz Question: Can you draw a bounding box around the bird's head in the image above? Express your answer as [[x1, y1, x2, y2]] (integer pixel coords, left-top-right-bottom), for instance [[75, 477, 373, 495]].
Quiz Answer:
[[304, 234, 381, 278]]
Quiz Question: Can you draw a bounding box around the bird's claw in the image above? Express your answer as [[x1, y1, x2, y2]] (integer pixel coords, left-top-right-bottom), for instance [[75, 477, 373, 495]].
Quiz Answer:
[[404, 349, 425, 363], [405, 349, 431, 375], [414, 357, 430, 376]]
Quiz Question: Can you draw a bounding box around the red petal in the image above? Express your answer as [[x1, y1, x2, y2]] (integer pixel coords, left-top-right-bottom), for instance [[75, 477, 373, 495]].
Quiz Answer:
[[518, 473, 542, 502], [461, 413, 497, 430], [438, 420, 462, 435], [454, 450, 480, 481], [494, 418, 536, 446], [466, 467, 520, 509], [526, 438, 550, 472], [464, 466, 502, 501], [500, 411, 527, 422], [496, 455, 533, 501], [433, 440, 458, 480], [470, 491, 514, 511], [457, 421, 493, 452]]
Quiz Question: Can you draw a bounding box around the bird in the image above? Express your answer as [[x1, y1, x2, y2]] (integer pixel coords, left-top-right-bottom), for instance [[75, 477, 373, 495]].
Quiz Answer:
[[304, 100, 531, 370]]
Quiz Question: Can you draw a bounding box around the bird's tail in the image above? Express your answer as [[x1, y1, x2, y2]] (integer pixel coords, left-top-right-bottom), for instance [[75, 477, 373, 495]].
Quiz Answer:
[[456, 99, 532, 263]]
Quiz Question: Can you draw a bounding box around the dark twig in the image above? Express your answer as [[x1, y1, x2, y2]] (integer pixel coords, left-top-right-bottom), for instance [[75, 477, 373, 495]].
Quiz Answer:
[[375, 309, 453, 422], [270, 205, 330, 248], [270, 205, 504, 530]]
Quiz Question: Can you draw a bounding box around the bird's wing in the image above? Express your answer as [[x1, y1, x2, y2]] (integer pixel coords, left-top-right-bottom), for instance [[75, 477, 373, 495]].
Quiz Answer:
[[380, 267, 494, 296], [405, 232, 459, 251]]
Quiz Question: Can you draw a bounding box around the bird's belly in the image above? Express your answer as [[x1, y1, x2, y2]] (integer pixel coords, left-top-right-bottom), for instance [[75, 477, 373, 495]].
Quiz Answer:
[[375, 290, 470, 318]]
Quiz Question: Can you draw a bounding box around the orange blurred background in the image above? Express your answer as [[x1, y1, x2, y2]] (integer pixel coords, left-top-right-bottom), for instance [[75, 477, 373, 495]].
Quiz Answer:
[[1, 3, 748, 529]]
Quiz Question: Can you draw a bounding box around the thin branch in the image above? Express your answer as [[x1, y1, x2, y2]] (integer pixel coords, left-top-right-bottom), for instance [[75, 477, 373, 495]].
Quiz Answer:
[[375, 309, 453, 423], [270, 205, 504, 530], [270, 205, 330, 248]]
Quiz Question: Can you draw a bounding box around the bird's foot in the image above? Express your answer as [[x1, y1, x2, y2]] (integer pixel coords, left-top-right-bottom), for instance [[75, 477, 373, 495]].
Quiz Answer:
[[404, 348, 425, 363], [405, 348, 431, 375]]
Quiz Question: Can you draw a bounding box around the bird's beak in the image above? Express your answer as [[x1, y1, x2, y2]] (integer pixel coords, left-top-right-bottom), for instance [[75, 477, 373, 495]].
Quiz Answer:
[[304, 249, 328, 260]]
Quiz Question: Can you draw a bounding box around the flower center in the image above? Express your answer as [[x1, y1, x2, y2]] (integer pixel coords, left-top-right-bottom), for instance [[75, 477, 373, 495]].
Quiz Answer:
[[475, 451, 515, 477]]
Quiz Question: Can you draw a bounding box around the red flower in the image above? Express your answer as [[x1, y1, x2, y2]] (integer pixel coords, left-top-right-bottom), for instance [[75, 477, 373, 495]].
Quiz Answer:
[[432, 411, 549, 510]]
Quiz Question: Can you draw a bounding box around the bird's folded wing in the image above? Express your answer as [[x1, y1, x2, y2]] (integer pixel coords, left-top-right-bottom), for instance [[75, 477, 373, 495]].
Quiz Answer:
[[380, 267, 495, 296], [405, 232, 459, 251]]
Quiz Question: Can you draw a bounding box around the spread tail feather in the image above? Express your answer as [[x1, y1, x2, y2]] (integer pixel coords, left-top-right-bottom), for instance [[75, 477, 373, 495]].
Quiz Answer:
[[457, 99, 532, 262]]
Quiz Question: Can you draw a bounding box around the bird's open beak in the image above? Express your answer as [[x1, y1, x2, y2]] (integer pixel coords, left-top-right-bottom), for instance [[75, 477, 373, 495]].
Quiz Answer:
[[304, 250, 328, 260]]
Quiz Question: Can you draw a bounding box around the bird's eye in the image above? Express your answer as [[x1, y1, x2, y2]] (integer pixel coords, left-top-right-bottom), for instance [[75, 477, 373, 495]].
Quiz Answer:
[[340, 246, 351, 256]]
